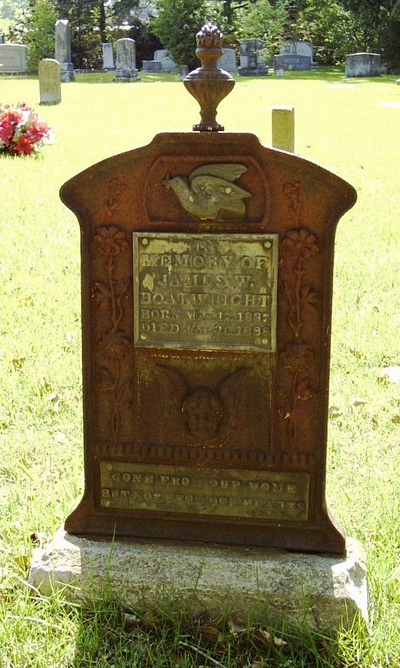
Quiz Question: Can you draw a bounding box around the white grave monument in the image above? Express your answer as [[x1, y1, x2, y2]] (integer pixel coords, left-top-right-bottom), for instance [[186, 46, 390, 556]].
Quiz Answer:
[[102, 43, 114, 71]]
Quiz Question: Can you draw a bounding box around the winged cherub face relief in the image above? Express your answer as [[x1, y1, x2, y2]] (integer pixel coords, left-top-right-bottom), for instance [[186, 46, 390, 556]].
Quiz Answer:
[[156, 365, 250, 446], [182, 389, 223, 442], [162, 163, 252, 220]]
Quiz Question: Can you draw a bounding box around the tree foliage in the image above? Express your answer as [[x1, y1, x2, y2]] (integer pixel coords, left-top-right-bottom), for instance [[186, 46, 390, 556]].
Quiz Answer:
[[151, 0, 215, 69], [235, 0, 287, 58], [24, 0, 57, 70]]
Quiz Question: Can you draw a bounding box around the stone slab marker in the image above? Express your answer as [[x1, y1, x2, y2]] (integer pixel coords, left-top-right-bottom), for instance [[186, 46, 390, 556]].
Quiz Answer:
[[346, 52, 381, 77], [39, 58, 61, 104], [0, 44, 28, 72], [272, 106, 295, 152], [102, 43, 114, 71], [30, 23, 367, 629], [115, 38, 138, 81], [55, 19, 75, 82]]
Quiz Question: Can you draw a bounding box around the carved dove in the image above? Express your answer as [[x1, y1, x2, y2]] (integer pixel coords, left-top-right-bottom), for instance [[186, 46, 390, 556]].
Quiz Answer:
[[162, 163, 251, 220]]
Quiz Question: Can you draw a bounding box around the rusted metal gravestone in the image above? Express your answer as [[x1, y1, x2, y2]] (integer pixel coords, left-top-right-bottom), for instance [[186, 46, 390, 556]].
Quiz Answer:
[[61, 24, 356, 554]]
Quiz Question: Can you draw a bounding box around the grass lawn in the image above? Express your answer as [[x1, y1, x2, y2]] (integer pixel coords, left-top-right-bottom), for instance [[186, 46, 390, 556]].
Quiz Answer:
[[0, 68, 399, 666]]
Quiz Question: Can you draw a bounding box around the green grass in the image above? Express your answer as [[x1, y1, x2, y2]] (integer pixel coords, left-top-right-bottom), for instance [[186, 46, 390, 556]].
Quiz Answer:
[[0, 68, 399, 666]]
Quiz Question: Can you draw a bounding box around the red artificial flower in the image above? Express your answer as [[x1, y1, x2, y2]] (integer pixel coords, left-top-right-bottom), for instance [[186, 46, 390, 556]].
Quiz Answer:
[[0, 102, 50, 156]]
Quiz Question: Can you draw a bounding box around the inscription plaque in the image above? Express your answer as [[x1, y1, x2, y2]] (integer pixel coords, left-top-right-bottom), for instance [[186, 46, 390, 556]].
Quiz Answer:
[[134, 233, 278, 351], [100, 462, 309, 521]]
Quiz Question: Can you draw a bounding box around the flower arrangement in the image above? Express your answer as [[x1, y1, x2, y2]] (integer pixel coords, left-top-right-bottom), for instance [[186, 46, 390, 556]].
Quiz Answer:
[[0, 102, 51, 156]]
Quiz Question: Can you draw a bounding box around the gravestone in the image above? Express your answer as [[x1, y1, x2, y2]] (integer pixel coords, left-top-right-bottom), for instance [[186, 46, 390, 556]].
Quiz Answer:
[[102, 43, 115, 71], [0, 44, 28, 73], [346, 52, 381, 77], [60, 23, 356, 555], [55, 19, 75, 82], [142, 60, 162, 73], [115, 38, 138, 81], [179, 64, 189, 80], [29, 23, 368, 628], [39, 59, 61, 104], [280, 40, 314, 63], [218, 48, 237, 72], [154, 49, 177, 71], [273, 54, 311, 71], [239, 39, 268, 76]]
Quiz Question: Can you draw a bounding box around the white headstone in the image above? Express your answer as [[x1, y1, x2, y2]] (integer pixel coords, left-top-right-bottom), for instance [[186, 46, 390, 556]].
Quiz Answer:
[[153, 49, 177, 71], [102, 43, 114, 70], [39, 58, 61, 104], [0, 44, 28, 73], [115, 38, 138, 80]]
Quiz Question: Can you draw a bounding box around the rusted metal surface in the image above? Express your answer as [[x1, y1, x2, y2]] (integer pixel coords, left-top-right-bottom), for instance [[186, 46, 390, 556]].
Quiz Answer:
[[61, 129, 356, 554]]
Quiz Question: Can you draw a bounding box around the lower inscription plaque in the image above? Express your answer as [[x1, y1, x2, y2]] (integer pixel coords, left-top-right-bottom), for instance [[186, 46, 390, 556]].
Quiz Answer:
[[134, 233, 278, 351], [100, 462, 309, 521]]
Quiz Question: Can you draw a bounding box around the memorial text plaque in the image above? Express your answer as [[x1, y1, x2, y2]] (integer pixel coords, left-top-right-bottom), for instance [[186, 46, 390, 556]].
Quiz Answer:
[[134, 233, 278, 350]]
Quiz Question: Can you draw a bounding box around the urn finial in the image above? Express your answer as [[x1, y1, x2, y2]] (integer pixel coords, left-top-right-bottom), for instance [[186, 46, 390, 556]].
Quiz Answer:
[[183, 23, 235, 132]]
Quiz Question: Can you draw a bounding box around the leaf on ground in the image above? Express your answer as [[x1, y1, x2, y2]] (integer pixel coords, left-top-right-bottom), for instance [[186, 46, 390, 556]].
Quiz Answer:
[[228, 615, 247, 633], [123, 612, 141, 628], [257, 627, 287, 647], [351, 397, 368, 407], [348, 347, 364, 359], [329, 405, 342, 418]]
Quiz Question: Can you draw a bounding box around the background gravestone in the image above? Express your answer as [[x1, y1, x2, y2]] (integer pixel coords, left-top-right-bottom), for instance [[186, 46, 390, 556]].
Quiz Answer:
[[102, 43, 115, 71], [55, 19, 75, 82], [153, 49, 177, 71], [346, 52, 381, 77], [218, 48, 237, 72], [115, 38, 138, 81], [39, 58, 61, 104], [280, 40, 314, 63], [142, 60, 162, 73], [238, 39, 268, 76], [0, 44, 28, 73], [273, 53, 311, 71]]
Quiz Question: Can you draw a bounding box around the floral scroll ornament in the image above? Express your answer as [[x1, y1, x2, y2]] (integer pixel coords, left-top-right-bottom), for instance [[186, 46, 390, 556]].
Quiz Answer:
[[92, 226, 130, 440], [279, 228, 319, 448]]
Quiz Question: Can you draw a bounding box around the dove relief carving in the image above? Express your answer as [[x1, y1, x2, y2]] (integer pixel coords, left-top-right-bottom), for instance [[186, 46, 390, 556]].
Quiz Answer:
[[162, 163, 252, 220]]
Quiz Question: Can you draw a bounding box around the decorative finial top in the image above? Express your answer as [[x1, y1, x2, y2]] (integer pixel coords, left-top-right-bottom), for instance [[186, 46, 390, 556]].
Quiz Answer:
[[196, 23, 223, 49], [184, 23, 235, 132]]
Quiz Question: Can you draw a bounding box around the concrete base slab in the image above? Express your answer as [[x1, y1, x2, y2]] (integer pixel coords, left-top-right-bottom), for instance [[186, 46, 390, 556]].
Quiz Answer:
[[29, 529, 368, 631]]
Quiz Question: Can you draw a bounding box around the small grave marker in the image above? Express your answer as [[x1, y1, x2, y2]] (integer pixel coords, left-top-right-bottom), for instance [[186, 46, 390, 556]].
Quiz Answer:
[[39, 58, 61, 105]]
